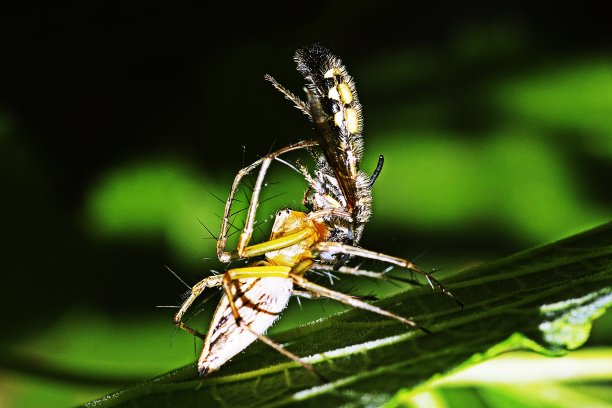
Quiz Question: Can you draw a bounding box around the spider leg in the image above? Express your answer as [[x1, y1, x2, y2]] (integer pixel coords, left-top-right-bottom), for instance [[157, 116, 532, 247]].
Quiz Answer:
[[291, 274, 430, 333], [173, 274, 224, 339], [217, 140, 319, 263], [312, 242, 463, 308], [312, 264, 422, 287]]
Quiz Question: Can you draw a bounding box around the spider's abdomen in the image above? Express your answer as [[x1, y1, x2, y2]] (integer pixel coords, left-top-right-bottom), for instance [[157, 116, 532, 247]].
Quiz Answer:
[[198, 277, 293, 375]]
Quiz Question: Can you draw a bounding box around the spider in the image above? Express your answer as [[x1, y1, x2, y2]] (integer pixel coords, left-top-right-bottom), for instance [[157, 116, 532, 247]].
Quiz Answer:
[[174, 44, 461, 378]]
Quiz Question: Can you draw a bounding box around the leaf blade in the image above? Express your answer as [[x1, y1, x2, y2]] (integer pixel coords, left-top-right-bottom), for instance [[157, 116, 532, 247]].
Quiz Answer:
[[84, 221, 612, 407]]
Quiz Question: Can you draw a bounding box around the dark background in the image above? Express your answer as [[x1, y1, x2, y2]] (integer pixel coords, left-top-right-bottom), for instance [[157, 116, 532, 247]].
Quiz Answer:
[[1, 2, 611, 406]]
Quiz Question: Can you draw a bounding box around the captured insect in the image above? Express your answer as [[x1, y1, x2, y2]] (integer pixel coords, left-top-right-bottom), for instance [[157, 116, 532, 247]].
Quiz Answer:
[[174, 44, 462, 378]]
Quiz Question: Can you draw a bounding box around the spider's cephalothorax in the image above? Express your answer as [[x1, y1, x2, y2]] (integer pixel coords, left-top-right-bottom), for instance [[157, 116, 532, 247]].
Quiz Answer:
[[267, 44, 383, 248]]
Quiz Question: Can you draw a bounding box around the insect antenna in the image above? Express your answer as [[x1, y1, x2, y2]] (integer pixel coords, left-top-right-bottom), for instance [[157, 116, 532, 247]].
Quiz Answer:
[[368, 155, 385, 189]]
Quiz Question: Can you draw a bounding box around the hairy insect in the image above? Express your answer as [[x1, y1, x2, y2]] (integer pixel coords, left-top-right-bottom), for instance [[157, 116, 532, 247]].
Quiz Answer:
[[266, 45, 383, 251], [174, 45, 461, 378]]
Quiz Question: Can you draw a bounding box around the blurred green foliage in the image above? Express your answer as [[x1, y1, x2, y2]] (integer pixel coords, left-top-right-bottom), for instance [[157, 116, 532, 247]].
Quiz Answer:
[[491, 59, 612, 151], [85, 160, 221, 262]]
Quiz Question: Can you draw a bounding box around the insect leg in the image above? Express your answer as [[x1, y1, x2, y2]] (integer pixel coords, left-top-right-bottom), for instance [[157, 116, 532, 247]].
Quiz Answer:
[[217, 140, 319, 263], [264, 74, 311, 117]]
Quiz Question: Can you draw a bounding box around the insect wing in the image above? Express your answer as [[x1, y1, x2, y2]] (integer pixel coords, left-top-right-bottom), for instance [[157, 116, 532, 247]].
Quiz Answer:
[[295, 45, 364, 212], [198, 277, 293, 375], [307, 91, 359, 212]]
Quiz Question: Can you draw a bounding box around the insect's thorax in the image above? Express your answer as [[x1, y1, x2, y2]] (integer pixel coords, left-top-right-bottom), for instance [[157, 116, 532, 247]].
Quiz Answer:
[[265, 209, 329, 267], [304, 160, 372, 245]]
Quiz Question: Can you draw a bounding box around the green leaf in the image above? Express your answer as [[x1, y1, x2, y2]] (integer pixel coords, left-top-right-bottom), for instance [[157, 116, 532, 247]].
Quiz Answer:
[[389, 348, 612, 407], [84, 222, 612, 408]]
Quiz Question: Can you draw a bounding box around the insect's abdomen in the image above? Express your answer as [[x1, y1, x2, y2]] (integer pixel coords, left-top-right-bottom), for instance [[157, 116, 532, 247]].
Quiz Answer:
[[294, 44, 364, 156], [198, 277, 293, 375]]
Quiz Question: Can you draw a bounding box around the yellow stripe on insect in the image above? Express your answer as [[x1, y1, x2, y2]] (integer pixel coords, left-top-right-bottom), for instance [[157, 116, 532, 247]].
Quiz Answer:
[[328, 83, 354, 105], [335, 108, 359, 133], [337, 83, 353, 104], [334, 111, 344, 128], [328, 86, 341, 101], [345, 108, 359, 133], [324, 67, 341, 78]]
